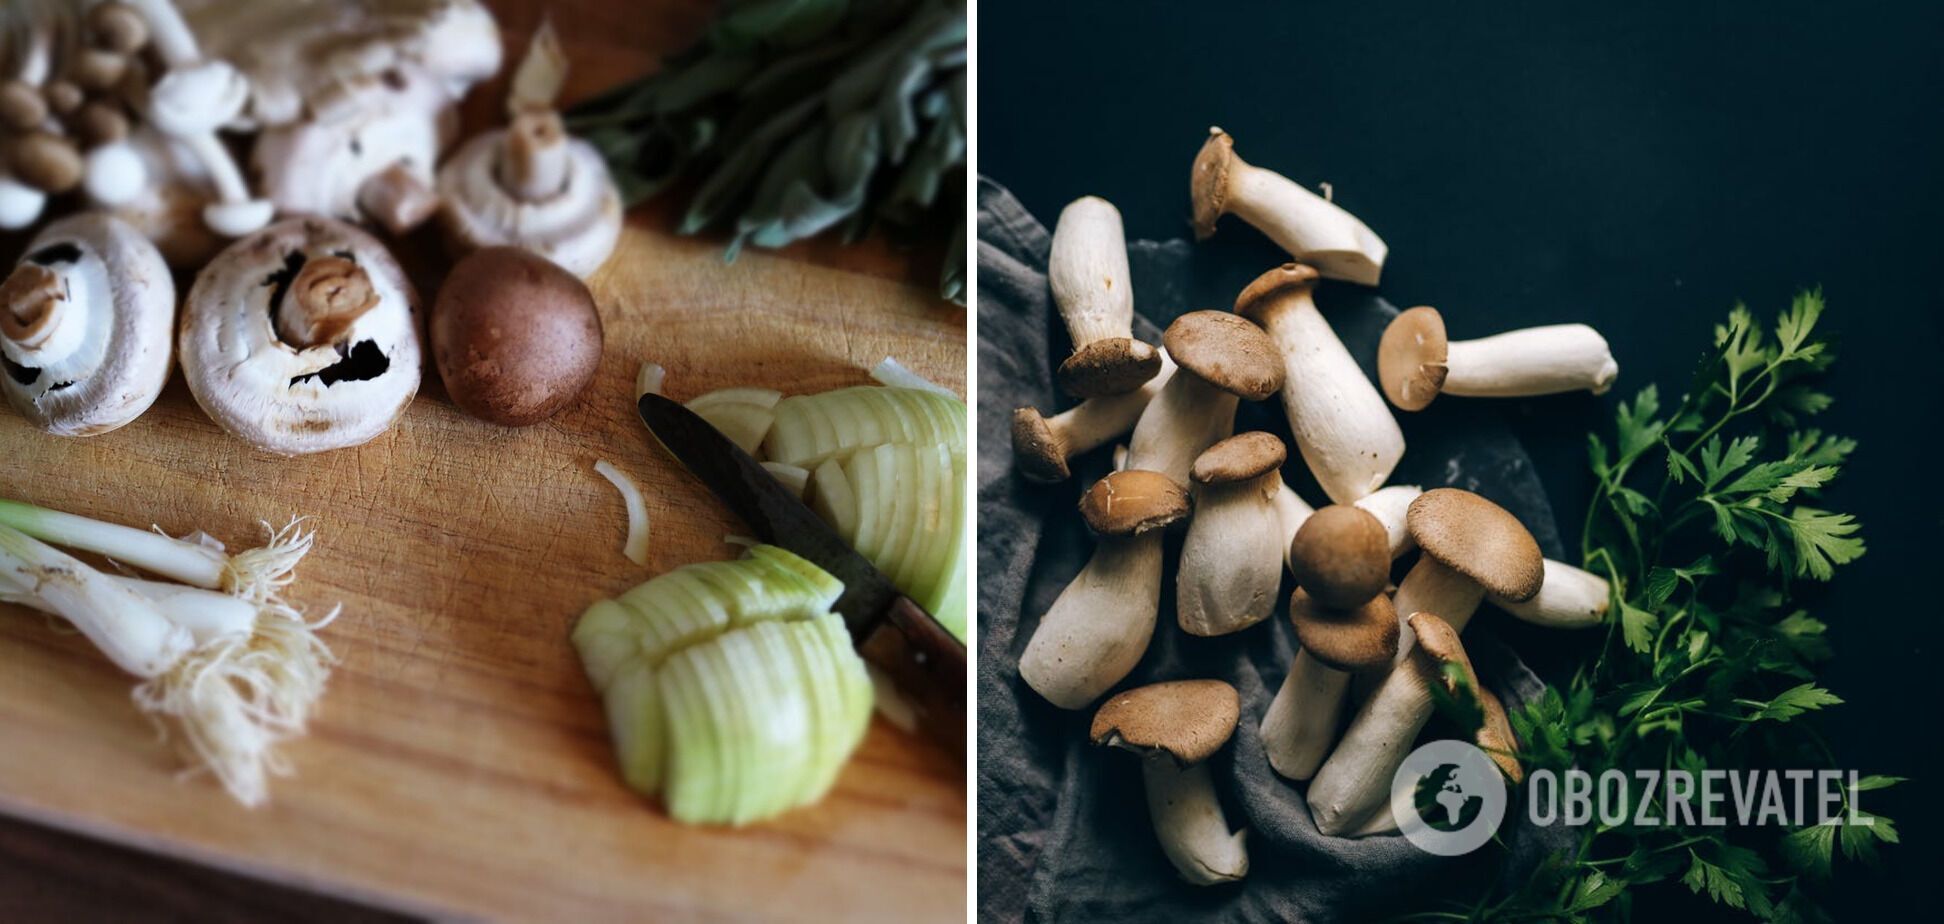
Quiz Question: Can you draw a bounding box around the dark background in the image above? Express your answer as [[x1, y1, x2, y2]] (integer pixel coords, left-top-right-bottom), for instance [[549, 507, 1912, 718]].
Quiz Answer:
[[982, 0, 1942, 917]]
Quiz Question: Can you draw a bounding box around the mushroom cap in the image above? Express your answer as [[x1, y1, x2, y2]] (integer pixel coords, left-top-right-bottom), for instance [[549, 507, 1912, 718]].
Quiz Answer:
[[1406, 611, 1477, 687], [1407, 488, 1545, 601], [1189, 127, 1236, 241], [1010, 406, 1070, 483], [1233, 263, 1322, 325], [146, 60, 251, 135], [1079, 469, 1190, 537], [1161, 310, 1283, 400], [0, 213, 174, 436], [1288, 504, 1391, 608], [1291, 589, 1399, 672], [437, 127, 623, 279], [1377, 306, 1450, 411], [1058, 336, 1162, 398], [1090, 679, 1239, 764], [432, 247, 604, 426], [1191, 431, 1285, 485], [1474, 683, 1524, 783], [180, 217, 422, 455], [253, 67, 449, 230]]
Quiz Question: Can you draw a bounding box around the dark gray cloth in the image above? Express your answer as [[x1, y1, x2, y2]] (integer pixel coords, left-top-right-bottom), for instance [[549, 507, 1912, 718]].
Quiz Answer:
[[976, 177, 1576, 923]]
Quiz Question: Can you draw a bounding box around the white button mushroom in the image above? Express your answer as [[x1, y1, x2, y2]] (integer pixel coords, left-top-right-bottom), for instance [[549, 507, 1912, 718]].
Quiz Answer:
[[1048, 196, 1163, 397], [1378, 306, 1620, 411], [252, 69, 450, 236], [1126, 310, 1284, 485], [1236, 263, 1404, 503], [437, 108, 623, 279], [179, 217, 421, 455], [1012, 350, 1177, 483], [1178, 432, 1288, 637], [0, 212, 173, 436], [1260, 589, 1399, 782], [1191, 127, 1388, 286], [1019, 470, 1189, 709], [1091, 680, 1249, 885]]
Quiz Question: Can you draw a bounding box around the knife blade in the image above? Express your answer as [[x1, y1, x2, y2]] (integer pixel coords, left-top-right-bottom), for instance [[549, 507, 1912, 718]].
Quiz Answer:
[[636, 393, 966, 761]]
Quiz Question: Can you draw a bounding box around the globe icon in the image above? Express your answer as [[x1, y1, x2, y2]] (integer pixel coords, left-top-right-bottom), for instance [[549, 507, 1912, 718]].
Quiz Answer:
[[1413, 762, 1484, 832]]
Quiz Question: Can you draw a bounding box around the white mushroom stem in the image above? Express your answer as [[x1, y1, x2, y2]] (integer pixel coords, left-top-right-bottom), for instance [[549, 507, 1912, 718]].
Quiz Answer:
[[1251, 283, 1402, 503], [1018, 533, 1163, 710], [1275, 482, 1420, 572], [1015, 351, 1176, 481], [1126, 371, 1238, 485], [146, 62, 272, 237], [1198, 129, 1387, 286], [271, 256, 377, 349], [357, 163, 441, 237], [502, 109, 569, 201], [1, 263, 90, 372], [1273, 481, 1315, 566], [1049, 196, 1133, 348], [1178, 470, 1282, 636], [1141, 755, 1249, 884], [1490, 559, 1609, 628], [127, 0, 202, 67], [1444, 324, 1618, 398], [1259, 649, 1348, 781], [1390, 557, 1485, 660], [1307, 657, 1436, 836]]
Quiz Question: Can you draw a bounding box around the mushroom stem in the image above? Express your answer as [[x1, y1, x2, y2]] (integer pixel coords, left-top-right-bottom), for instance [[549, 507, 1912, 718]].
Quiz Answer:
[[1390, 556, 1486, 658], [1141, 756, 1249, 884], [1490, 559, 1609, 628], [1018, 533, 1163, 709], [1192, 128, 1387, 286], [1178, 469, 1282, 636], [502, 109, 570, 201], [1126, 371, 1237, 485], [1259, 648, 1348, 781], [357, 163, 441, 237], [125, 0, 202, 68], [1444, 324, 1618, 398], [1273, 480, 1316, 569], [275, 256, 379, 349], [1012, 351, 1176, 482], [1307, 652, 1437, 836], [1238, 266, 1403, 503], [1, 263, 87, 369]]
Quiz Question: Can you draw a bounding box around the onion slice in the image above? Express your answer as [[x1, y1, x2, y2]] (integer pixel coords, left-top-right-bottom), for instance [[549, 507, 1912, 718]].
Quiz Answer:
[[594, 459, 650, 565], [761, 462, 810, 499], [636, 361, 666, 400], [869, 356, 958, 399]]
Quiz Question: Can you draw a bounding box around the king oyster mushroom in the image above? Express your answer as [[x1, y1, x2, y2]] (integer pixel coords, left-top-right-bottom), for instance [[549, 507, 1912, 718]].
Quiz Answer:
[[1236, 263, 1403, 504], [1389, 488, 1545, 656], [1259, 589, 1398, 782], [1048, 196, 1162, 396], [1191, 127, 1388, 286], [1126, 310, 1283, 485], [253, 66, 451, 236], [1012, 350, 1177, 483], [1, 212, 172, 436], [1092, 679, 1249, 885], [1378, 305, 1619, 411], [1019, 469, 1189, 709], [1490, 558, 1610, 629], [1274, 482, 1421, 572], [1178, 431, 1288, 636], [179, 217, 420, 455]]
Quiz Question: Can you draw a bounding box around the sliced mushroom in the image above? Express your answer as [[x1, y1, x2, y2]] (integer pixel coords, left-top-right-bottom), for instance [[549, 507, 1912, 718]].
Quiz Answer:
[[179, 217, 421, 455], [1048, 196, 1161, 397], [1489, 558, 1609, 629], [1, 212, 172, 436], [1260, 590, 1397, 781], [1236, 263, 1402, 503], [1126, 310, 1282, 485], [1390, 488, 1545, 656], [1013, 350, 1177, 483], [1191, 127, 1387, 286], [1019, 470, 1189, 709], [437, 108, 622, 279], [253, 68, 450, 236], [1378, 306, 1619, 411], [1177, 432, 1286, 636], [1092, 679, 1248, 885]]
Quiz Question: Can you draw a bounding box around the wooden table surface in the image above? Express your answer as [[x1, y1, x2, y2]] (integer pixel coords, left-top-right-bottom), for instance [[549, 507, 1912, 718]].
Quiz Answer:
[[0, 2, 966, 920]]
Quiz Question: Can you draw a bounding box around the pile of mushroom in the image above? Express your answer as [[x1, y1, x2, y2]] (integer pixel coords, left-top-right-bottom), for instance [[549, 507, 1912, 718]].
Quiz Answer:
[[1009, 135, 1628, 876]]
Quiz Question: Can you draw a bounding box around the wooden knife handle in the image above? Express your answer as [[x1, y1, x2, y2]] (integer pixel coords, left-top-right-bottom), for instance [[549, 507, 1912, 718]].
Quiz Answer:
[[859, 596, 966, 763]]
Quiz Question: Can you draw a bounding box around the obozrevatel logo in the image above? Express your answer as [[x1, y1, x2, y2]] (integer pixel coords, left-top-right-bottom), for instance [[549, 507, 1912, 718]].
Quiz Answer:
[[1391, 740, 1506, 856]]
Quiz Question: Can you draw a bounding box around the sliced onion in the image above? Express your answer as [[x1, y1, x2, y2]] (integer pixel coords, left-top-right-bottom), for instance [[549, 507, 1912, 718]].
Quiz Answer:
[[594, 459, 649, 565], [763, 386, 966, 468], [761, 462, 810, 499], [869, 356, 958, 399], [635, 361, 666, 399]]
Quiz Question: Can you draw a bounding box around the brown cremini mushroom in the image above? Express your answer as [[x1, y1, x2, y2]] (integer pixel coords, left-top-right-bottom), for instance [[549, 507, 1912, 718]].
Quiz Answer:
[[432, 246, 604, 427], [1378, 306, 1619, 411], [1178, 431, 1287, 636], [1048, 196, 1163, 397], [1092, 679, 1248, 885]]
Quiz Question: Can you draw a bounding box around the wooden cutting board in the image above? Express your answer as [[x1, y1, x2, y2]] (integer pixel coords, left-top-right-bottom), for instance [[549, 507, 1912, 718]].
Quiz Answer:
[[0, 51, 966, 920]]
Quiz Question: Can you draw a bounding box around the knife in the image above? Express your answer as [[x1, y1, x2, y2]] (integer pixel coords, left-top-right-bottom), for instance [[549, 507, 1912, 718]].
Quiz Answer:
[[636, 393, 966, 762]]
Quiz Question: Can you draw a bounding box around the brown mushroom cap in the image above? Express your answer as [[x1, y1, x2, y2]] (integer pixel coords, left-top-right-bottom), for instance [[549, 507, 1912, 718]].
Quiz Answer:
[[1161, 310, 1284, 400], [1407, 489, 1545, 601], [1058, 336, 1162, 398], [1288, 505, 1391, 608], [1291, 590, 1399, 672], [1190, 127, 1237, 241], [1079, 469, 1190, 536], [432, 247, 604, 427], [1474, 683, 1524, 783], [1090, 679, 1240, 764], [1192, 431, 1286, 485], [1377, 306, 1450, 411], [1233, 263, 1323, 325], [1406, 611, 1476, 688], [1010, 406, 1070, 482]]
